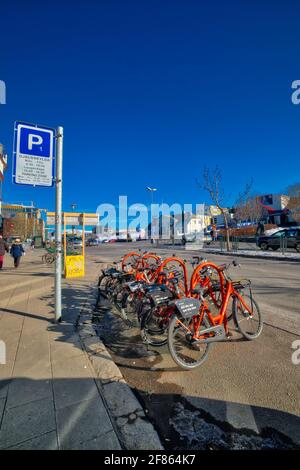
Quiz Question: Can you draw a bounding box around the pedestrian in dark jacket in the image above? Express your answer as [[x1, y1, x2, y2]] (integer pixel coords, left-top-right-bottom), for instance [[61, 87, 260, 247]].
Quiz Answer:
[[0, 235, 9, 270], [10, 239, 25, 268], [256, 220, 265, 236]]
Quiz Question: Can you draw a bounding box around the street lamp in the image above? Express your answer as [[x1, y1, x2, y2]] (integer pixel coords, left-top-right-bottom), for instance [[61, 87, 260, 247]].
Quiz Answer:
[[146, 187, 157, 244], [146, 187, 157, 204]]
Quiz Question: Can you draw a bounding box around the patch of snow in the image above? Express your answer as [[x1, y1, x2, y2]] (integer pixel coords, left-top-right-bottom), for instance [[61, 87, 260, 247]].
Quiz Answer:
[[202, 247, 300, 260]]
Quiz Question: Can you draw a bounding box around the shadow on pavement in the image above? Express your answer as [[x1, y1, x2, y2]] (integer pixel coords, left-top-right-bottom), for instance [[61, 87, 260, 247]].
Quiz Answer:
[[0, 375, 299, 450]]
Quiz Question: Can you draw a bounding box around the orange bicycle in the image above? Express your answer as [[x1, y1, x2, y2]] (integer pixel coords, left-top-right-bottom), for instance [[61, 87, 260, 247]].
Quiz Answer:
[[121, 251, 161, 274], [168, 260, 263, 369]]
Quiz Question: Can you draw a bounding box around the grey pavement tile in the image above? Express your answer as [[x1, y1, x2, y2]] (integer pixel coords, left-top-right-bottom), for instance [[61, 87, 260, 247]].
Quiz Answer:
[[52, 354, 93, 379], [0, 362, 14, 379], [0, 319, 23, 336], [6, 431, 58, 450], [70, 430, 121, 450], [6, 377, 52, 409], [20, 325, 48, 347], [53, 377, 99, 410], [50, 338, 84, 361], [12, 359, 51, 379], [56, 397, 113, 450], [14, 342, 50, 365], [0, 397, 56, 449], [47, 324, 76, 339]]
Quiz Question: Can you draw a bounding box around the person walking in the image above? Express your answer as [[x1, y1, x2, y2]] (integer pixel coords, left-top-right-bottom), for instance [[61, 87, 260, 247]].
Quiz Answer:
[[212, 223, 218, 242], [10, 239, 25, 268], [31, 239, 35, 249], [256, 220, 265, 236], [0, 235, 9, 270]]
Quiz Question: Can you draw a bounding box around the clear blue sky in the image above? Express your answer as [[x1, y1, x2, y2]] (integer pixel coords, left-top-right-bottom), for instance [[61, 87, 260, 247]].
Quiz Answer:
[[1, 0, 300, 214]]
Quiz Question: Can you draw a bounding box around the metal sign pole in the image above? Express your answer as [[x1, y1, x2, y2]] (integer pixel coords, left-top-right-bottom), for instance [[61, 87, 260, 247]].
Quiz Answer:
[[55, 126, 63, 322]]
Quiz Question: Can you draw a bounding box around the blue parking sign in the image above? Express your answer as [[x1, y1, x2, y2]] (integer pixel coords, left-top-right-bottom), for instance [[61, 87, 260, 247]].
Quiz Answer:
[[13, 122, 55, 187]]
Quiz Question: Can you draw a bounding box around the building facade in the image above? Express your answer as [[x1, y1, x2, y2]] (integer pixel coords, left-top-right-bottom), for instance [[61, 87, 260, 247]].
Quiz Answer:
[[259, 194, 292, 226], [1, 203, 45, 241]]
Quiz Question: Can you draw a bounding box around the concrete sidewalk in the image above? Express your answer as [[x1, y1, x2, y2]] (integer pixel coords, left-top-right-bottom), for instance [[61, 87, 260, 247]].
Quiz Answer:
[[0, 249, 121, 450]]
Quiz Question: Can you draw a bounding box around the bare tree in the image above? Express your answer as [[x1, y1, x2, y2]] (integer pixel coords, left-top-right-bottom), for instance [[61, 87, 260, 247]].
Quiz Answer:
[[200, 166, 232, 251], [199, 167, 257, 251], [234, 190, 266, 225], [286, 182, 300, 197], [287, 196, 300, 224], [285, 183, 300, 224], [233, 180, 253, 223]]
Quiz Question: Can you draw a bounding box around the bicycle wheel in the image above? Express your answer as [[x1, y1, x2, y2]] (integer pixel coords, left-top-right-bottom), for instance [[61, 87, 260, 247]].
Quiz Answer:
[[112, 282, 126, 312], [45, 253, 54, 264], [233, 293, 263, 340], [121, 252, 141, 273], [98, 274, 113, 295], [168, 315, 211, 369], [140, 304, 169, 346]]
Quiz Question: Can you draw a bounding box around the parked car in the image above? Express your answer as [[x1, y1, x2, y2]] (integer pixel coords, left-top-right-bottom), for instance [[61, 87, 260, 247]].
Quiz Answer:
[[257, 228, 300, 252], [86, 238, 99, 246], [66, 236, 83, 250]]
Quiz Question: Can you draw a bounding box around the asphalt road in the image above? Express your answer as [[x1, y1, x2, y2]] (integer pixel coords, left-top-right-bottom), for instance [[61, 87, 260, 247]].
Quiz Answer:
[[88, 242, 300, 450]]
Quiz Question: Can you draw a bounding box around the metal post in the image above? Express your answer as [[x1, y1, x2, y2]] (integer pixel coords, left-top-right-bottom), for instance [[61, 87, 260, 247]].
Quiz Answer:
[[55, 126, 63, 322]]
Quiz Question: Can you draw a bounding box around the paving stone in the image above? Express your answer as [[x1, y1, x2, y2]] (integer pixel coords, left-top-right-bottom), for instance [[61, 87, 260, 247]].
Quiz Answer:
[[0, 379, 10, 400], [50, 339, 84, 361], [52, 354, 93, 379], [14, 341, 50, 366], [56, 397, 113, 450], [6, 377, 52, 409], [53, 378, 99, 410], [69, 430, 121, 450], [0, 398, 56, 449], [12, 360, 51, 379], [6, 431, 58, 450]]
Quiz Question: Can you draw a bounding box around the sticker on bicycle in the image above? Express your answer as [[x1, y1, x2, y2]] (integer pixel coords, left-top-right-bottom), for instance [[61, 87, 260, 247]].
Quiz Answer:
[[175, 298, 201, 318], [150, 289, 174, 306]]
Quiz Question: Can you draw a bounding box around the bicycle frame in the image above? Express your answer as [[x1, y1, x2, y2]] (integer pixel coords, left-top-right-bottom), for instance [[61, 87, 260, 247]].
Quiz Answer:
[[157, 256, 189, 295], [182, 280, 255, 340], [190, 261, 226, 306]]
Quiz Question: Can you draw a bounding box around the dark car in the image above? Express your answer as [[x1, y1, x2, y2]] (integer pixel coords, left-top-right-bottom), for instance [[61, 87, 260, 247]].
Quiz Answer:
[[257, 228, 300, 252]]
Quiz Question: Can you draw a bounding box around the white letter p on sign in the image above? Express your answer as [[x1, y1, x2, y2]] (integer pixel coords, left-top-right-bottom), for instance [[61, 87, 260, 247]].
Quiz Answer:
[[28, 134, 43, 150]]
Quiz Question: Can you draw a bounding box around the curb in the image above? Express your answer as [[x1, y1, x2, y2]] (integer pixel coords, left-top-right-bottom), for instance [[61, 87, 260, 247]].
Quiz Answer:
[[158, 244, 300, 262], [76, 282, 164, 451], [199, 249, 300, 262]]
